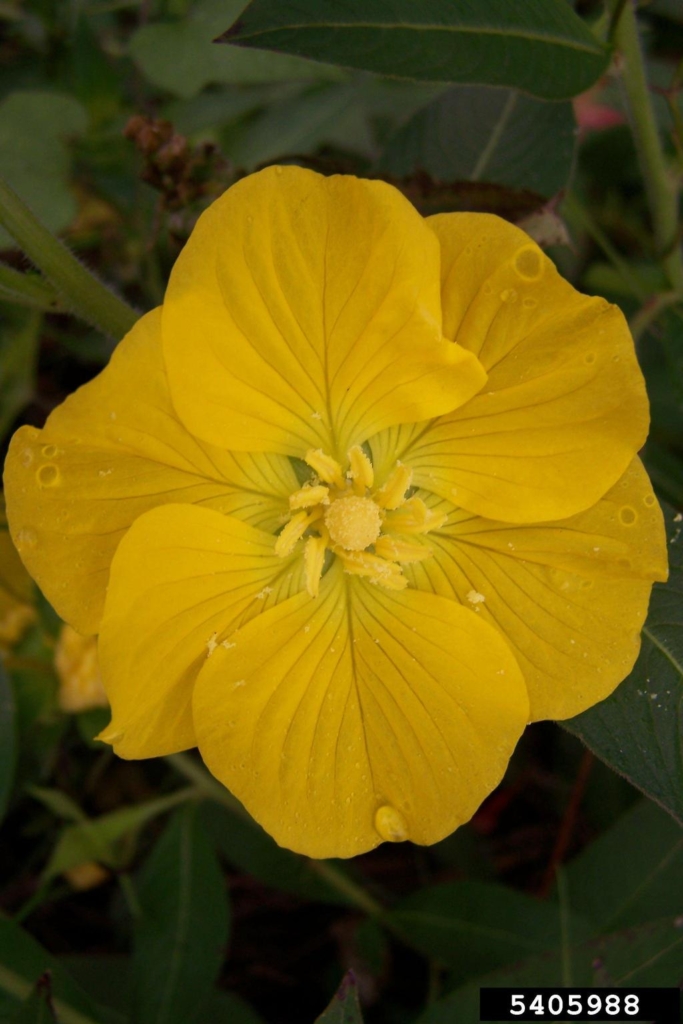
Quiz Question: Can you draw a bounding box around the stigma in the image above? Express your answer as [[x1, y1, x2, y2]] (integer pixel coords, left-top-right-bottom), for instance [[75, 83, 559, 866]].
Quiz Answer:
[[275, 445, 447, 597]]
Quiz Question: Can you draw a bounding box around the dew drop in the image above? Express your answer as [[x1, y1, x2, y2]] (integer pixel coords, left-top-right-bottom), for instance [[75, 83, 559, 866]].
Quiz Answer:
[[584, 352, 596, 364], [500, 288, 518, 303], [513, 245, 543, 281], [580, 579, 593, 590], [20, 448, 34, 468], [482, 282, 493, 295], [374, 804, 409, 843], [617, 557, 632, 569], [522, 297, 537, 309], [41, 444, 58, 458], [274, 166, 283, 175], [643, 494, 655, 507], [619, 506, 637, 525], [37, 464, 59, 487], [16, 527, 38, 549]]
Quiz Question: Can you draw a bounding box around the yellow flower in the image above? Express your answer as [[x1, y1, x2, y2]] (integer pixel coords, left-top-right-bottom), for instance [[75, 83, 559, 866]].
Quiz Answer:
[[4, 167, 667, 858], [55, 624, 108, 713]]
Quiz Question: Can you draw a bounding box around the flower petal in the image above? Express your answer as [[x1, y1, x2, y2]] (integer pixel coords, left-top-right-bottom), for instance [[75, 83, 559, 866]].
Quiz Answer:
[[4, 308, 296, 634], [163, 166, 486, 460], [388, 213, 649, 522], [98, 504, 304, 759], [406, 461, 666, 721], [193, 561, 528, 859]]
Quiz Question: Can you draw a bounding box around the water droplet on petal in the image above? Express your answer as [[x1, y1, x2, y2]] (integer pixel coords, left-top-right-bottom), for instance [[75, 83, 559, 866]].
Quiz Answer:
[[37, 464, 60, 487], [522, 297, 537, 309], [619, 506, 637, 525], [500, 288, 518, 303], [374, 804, 409, 843], [513, 245, 543, 281], [482, 283, 493, 295], [16, 527, 38, 549], [20, 448, 34, 468], [41, 444, 58, 458], [584, 352, 596, 364], [643, 494, 655, 507]]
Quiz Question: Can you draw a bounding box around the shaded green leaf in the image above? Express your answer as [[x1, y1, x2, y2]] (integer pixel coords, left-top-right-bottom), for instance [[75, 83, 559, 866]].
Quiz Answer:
[[0, 917, 102, 1023], [0, 93, 87, 249], [418, 917, 683, 1023], [202, 991, 265, 1024], [0, 308, 41, 441], [564, 799, 683, 932], [315, 973, 363, 1024], [388, 881, 591, 984], [565, 504, 683, 825], [220, 0, 609, 100], [0, 663, 16, 826], [132, 804, 230, 1024], [201, 802, 353, 906], [130, 0, 340, 100], [378, 86, 576, 197], [9, 976, 56, 1024], [43, 790, 192, 879]]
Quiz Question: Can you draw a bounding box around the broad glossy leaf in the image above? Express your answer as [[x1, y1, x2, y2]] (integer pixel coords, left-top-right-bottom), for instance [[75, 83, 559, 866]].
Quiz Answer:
[[315, 973, 363, 1024], [43, 790, 191, 878], [419, 917, 683, 1023], [565, 504, 683, 825], [132, 805, 230, 1024], [388, 882, 591, 984], [220, 0, 609, 100], [565, 799, 683, 932], [130, 0, 339, 99], [0, 917, 102, 1022], [201, 803, 353, 906], [0, 93, 87, 249], [378, 86, 576, 198], [0, 663, 16, 826]]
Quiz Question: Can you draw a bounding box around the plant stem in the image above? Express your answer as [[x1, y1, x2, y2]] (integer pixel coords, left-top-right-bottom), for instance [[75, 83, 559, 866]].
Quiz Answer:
[[166, 752, 387, 919], [614, 0, 683, 293], [0, 177, 138, 340], [562, 192, 649, 301]]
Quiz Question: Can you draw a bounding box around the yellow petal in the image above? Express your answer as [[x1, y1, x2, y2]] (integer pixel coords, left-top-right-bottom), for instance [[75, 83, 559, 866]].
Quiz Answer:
[[163, 166, 486, 460], [193, 562, 528, 859], [381, 213, 649, 522], [407, 461, 667, 721], [97, 504, 305, 760], [4, 308, 296, 634], [0, 498, 35, 649]]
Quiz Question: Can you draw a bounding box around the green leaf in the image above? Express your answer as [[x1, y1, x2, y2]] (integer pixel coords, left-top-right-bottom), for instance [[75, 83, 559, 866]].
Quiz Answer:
[[201, 991, 265, 1024], [314, 973, 363, 1024], [564, 504, 683, 825], [201, 803, 353, 906], [387, 882, 591, 984], [0, 308, 41, 440], [226, 82, 371, 168], [0, 663, 16, 826], [0, 92, 87, 249], [43, 790, 193, 879], [132, 804, 230, 1024], [0, 917, 103, 1024], [564, 799, 683, 933], [220, 0, 609, 100], [377, 86, 576, 198], [418, 918, 683, 1023], [130, 0, 340, 99]]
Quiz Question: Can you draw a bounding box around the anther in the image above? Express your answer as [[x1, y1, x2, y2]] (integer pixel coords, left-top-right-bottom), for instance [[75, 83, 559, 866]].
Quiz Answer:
[[375, 462, 413, 510], [304, 449, 345, 488], [347, 445, 374, 494]]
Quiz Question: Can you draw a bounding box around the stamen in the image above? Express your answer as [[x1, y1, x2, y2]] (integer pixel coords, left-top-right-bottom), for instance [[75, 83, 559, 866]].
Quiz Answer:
[[304, 535, 327, 597], [384, 496, 448, 534], [289, 484, 329, 510], [374, 536, 431, 563], [304, 449, 345, 488], [375, 462, 413, 510], [275, 508, 323, 557], [336, 549, 407, 590], [347, 445, 374, 494]]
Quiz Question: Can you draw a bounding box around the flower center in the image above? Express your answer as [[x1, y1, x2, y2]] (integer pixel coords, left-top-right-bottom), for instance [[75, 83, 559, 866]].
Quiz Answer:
[[274, 445, 448, 597], [324, 495, 382, 551]]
